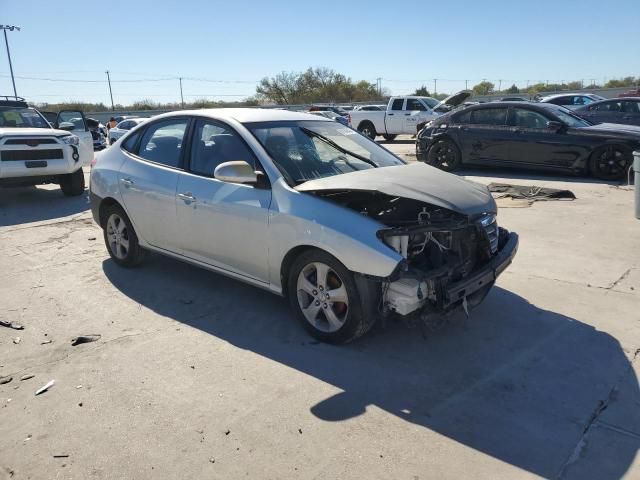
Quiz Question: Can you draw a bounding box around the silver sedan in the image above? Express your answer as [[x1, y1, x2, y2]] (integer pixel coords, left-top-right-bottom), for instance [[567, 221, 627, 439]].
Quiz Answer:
[[90, 108, 518, 343]]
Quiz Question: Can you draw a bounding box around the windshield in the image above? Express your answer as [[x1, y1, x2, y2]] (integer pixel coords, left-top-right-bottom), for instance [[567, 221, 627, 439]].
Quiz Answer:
[[553, 108, 592, 127], [422, 97, 439, 109], [247, 120, 405, 185], [0, 107, 50, 129]]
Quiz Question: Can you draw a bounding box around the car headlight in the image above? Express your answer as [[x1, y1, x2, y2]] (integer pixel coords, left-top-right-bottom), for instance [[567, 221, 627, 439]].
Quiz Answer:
[[61, 135, 80, 146]]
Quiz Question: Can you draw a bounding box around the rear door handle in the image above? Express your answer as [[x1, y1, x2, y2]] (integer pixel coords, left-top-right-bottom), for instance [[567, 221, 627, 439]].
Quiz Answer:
[[178, 192, 196, 203], [404, 113, 411, 116], [388, 113, 394, 116], [120, 177, 133, 187]]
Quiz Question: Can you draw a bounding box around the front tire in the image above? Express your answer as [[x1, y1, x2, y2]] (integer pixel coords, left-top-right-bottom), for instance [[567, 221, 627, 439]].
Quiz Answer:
[[426, 138, 462, 172], [103, 204, 146, 267], [288, 250, 373, 344], [589, 145, 632, 181], [382, 134, 397, 142], [60, 169, 85, 196]]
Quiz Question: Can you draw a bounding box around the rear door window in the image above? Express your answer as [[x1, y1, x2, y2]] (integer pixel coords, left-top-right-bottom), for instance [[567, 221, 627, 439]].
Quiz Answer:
[[137, 119, 188, 168], [391, 99, 405, 111], [513, 108, 550, 129], [471, 108, 508, 125]]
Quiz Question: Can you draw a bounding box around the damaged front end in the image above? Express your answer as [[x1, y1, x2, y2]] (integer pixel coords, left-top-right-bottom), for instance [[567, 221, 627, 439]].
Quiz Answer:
[[313, 189, 519, 320]]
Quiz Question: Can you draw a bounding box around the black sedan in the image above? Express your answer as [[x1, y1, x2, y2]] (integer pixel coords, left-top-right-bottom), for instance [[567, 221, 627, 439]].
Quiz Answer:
[[574, 98, 640, 127], [416, 102, 639, 180]]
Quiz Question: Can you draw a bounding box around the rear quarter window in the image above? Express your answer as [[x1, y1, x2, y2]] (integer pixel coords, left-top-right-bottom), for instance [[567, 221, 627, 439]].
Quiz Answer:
[[452, 110, 472, 124]]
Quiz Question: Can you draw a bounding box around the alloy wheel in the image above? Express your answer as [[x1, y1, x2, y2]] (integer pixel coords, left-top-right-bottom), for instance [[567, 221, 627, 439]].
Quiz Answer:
[[595, 146, 629, 179], [106, 213, 130, 260], [296, 262, 349, 333]]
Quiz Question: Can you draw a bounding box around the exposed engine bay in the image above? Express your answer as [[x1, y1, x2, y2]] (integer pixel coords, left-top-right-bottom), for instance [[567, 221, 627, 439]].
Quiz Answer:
[[310, 190, 505, 319]]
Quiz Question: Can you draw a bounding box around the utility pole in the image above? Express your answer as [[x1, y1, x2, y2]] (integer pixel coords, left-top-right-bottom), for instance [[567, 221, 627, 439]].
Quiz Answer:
[[179, 77, 184, 108], [376, 77, 382, 97], [1, 25, 20, 97], [105, 70, 115, 111], [526, 80, 530, 89], [433, 78, 437, 95], [498, 79, 502, 92]]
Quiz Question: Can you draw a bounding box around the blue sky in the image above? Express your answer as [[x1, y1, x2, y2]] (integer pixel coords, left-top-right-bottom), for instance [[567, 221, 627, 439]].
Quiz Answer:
[[2, 0, 639, 105]]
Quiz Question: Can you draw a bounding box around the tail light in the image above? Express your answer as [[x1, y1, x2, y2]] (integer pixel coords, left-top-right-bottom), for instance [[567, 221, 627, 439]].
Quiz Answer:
[[90, 155, 97, 168]]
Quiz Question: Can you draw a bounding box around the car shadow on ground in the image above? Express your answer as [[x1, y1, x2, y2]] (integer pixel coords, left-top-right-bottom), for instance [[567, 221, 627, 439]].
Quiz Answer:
[[103, 255, 639, 479], [456, 167, 633, 186], [0, 186, 89, 227]]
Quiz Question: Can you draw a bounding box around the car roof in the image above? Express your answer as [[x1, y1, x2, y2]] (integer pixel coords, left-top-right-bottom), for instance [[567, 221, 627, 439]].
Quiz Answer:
[[541, 93, 599, 100], [154, 108, 332, 123]]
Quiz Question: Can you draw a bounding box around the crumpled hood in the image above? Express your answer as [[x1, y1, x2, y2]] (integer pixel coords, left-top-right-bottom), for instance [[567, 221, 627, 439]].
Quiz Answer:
[[0, 127, 68, 137], [580, 123, 640, 137], [296, 162, 496, 217]]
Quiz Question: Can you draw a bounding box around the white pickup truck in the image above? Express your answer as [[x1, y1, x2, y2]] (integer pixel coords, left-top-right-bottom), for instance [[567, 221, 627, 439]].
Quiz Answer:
[[0, 97, 93, 196], [350, 91, 471, 141]]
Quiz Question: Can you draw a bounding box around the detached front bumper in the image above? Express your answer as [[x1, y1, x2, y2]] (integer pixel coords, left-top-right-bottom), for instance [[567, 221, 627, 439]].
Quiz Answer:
[[443, 231, 518, 308]]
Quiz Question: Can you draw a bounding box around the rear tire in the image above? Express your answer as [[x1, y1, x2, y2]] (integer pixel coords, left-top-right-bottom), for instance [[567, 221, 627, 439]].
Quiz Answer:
[[383, 134, 397, 142], [287, 250, 374, 344], [102, 204, 146, 267], [426, 138, 462, 172], [589, 145, 632, 181], [358, 122, 376, 140], [60, 169, 85, 196]]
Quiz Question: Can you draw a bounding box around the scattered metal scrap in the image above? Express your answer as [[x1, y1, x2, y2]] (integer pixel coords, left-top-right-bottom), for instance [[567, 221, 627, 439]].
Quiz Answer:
[[35, 380, 55, 396], [488, 183, 576, 207], [0, 376, 12, 385], [70, 334, 101, 346], [0, 320, 24, 330], [20, 374, 34, 381]]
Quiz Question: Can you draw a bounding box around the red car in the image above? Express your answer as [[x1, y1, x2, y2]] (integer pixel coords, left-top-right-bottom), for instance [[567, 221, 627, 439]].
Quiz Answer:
[[618, 89, 640, 98]]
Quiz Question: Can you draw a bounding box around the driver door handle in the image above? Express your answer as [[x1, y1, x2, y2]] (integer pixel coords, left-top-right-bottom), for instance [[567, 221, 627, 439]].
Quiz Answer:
[[178, 192, 196, 203], [120, 177, 134, 187]]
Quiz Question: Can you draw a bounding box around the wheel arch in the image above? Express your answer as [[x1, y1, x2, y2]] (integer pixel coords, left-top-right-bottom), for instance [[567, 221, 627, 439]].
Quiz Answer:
[[98, 196, 123, 229], [280, 245, 328, 298]]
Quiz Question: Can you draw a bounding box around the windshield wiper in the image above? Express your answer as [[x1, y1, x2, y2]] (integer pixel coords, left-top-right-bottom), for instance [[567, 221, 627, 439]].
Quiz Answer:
[[299, 127, 378, 169]]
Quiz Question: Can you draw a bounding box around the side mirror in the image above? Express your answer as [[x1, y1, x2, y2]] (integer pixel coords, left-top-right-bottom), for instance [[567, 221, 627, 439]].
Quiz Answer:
[[546, 120, 563, 131], [214, 161, 258, 184], [58, 122, 76, 131]]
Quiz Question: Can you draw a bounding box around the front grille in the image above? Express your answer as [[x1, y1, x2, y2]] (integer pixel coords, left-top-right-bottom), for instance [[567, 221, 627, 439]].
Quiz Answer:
[[1, 149, 64, 161], [479, 215, 499, 254], [3, 138, 57, 145]]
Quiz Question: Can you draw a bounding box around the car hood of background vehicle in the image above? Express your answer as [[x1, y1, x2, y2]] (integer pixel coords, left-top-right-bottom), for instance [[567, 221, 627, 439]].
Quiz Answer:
[[296, 162, 496, 216], [0, 127, 70, 137], [579, 123, 640, 137]]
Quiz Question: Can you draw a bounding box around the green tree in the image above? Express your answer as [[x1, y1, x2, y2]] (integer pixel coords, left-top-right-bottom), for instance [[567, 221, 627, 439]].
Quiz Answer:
[[412, 85, 430, 96], [472, 81, 495, 95], [506, 84, 519, 94]]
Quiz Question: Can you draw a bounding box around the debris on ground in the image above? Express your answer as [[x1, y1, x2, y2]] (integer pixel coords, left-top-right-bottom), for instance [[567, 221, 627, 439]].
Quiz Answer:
[[488, 183, 576, 207], [78, 402, 83, 407], [35, 380, 55, 396], [224, 429, 230, 436], [12, 337, 21, 345], [0, 320, 24, 330], [52, 454, 69, 458], [209, 457, 215, 464], [20, 374, 34, 381], [298, 428, 303, 434], [70, 334, 101, 346], [41, 339, 52, 345], [0, 376, 12, 385], [88, 237, 96, 241], [76, 385, 83, 389]]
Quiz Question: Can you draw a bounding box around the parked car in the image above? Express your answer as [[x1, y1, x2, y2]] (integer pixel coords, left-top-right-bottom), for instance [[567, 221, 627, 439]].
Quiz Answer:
[[339, 105, 354, 111], [574, 98, 640, 126], [0, 96, 93, 195], [90, 108, 518, 343], [500, 96, 529, 102], [618, 89, 640, 98], [308, 110, 351, 127], [353, 105, 386, 111], [416, 102, 638, 180], [349, 91, 471, 141], [538, 93, 606, 110], [309, 105, 350, 116], [108, 118, 147, 144]]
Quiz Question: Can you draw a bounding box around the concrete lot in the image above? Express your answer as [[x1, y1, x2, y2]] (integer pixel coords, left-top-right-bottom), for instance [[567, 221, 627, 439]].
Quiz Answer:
[[1, 139, 639, 479]]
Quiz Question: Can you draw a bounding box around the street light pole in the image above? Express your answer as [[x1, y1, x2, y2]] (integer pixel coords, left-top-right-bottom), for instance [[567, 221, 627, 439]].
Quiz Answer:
[[179, 77, 184, 108], [105, 70, 115, 110], [1, 25, 20, 97]]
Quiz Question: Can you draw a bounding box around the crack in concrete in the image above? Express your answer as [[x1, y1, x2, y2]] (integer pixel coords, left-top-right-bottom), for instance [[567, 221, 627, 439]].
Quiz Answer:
[[511, 271, 637, 295], [609, 268, 633, 290]]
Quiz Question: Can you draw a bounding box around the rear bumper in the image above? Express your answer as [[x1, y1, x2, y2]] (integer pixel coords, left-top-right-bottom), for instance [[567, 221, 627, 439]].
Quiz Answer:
[[443, 231, 519, 308], [90, 190, 102, 225]]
